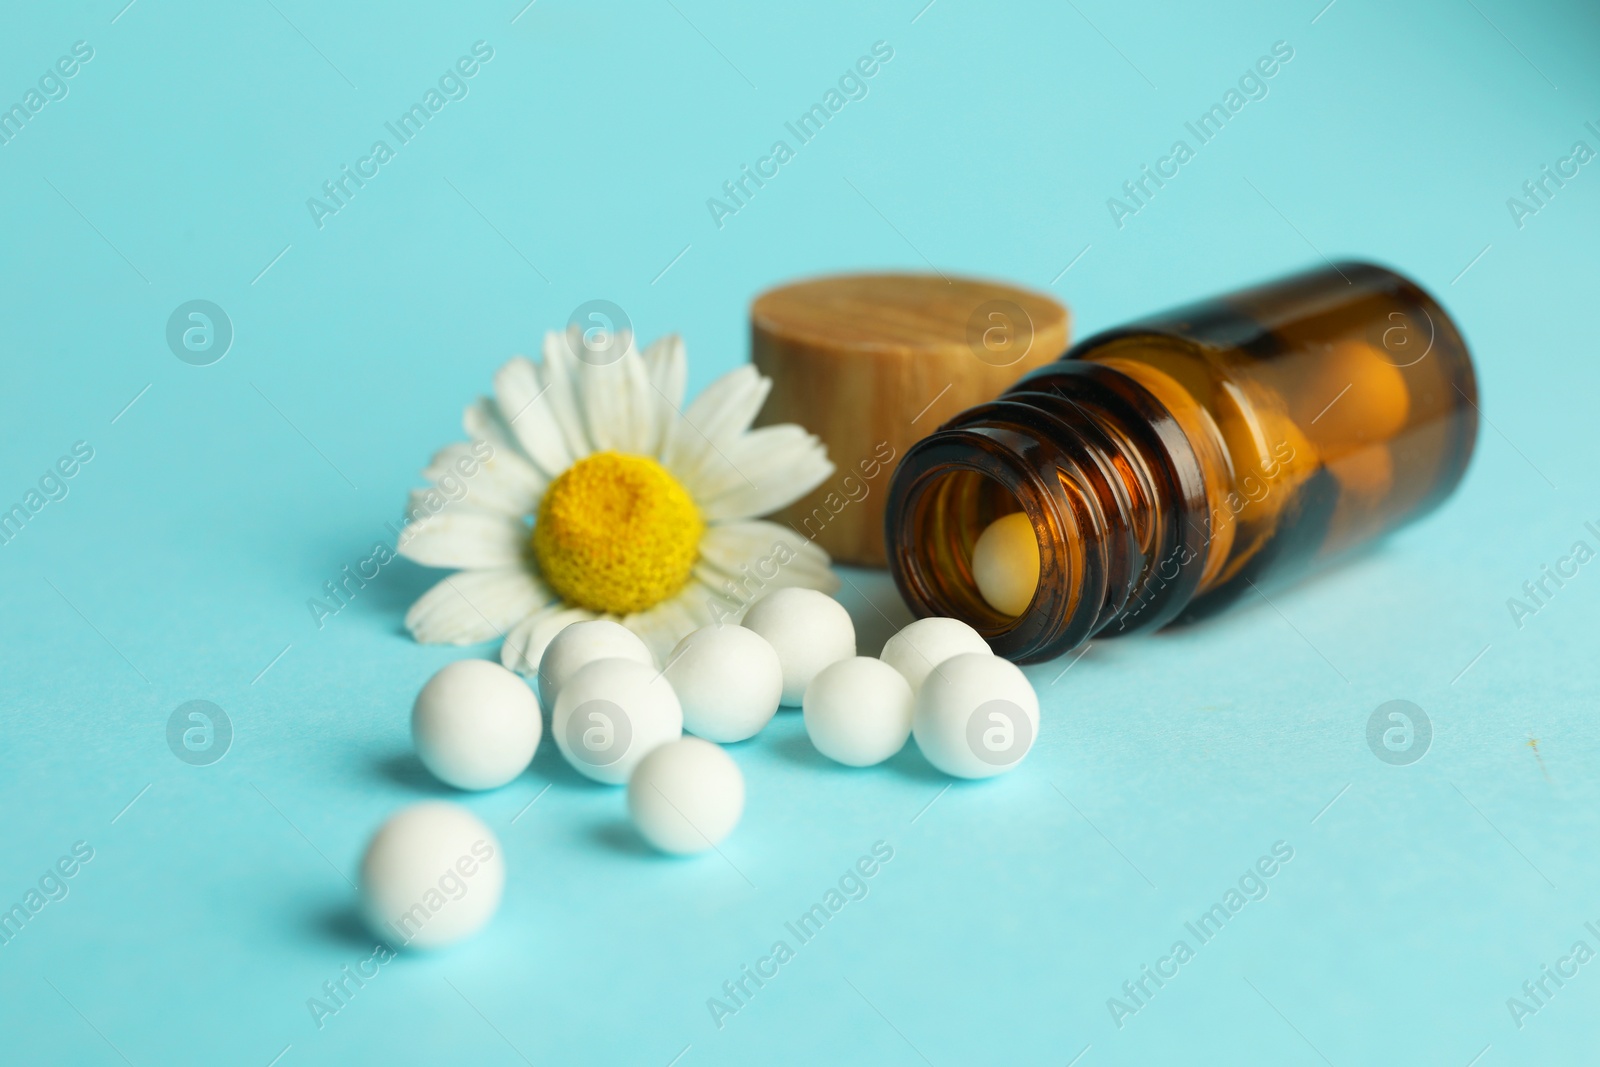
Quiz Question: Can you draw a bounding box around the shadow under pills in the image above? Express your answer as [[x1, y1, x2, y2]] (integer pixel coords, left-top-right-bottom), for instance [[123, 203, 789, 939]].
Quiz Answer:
[[311, 902, 383, 951], [589, 819, 657, 858]]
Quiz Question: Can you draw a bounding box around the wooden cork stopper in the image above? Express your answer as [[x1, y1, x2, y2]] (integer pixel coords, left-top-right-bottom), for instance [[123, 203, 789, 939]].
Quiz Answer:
[[751, 273, 1070, 567]]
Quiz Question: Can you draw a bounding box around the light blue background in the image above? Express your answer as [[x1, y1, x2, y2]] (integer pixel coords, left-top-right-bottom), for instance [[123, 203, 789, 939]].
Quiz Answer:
[[2, 0, 1597, 1063]]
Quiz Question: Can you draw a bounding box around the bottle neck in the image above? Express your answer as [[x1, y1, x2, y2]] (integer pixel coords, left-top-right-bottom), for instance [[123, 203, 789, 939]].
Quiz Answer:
[[887, 361, 1211, 662]]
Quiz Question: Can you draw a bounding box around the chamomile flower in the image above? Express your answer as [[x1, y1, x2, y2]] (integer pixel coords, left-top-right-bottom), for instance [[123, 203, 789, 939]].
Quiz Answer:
[[397, 328, 837, 672]]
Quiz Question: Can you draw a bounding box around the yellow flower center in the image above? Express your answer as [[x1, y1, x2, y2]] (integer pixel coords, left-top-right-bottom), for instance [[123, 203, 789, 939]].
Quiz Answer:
[[531, 451, 703, 615]]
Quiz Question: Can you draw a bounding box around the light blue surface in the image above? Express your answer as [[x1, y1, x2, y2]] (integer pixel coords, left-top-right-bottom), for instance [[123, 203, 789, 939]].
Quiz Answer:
[[2, 1, 1597, 1063]]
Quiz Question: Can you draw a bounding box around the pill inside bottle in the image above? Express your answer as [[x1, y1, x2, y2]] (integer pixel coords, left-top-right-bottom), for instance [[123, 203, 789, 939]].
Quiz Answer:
[[971, 511, 1040, 616]]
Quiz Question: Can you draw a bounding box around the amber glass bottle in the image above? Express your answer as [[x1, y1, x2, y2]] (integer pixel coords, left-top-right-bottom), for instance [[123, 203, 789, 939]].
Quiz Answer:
[[884, 262, 1478, 663]]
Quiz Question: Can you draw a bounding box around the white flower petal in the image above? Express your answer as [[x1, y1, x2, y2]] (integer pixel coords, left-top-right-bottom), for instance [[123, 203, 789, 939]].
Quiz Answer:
[[690, 426, 834, 520], [492, 357, 575, 479], [622, 585, 716, 663], [422, 442, 545, 518], [694, 435, 832, 524], [660, 365, 770, 485], [501, 604, 594, 677], [641, 334, 687, 459], [463, 396, 551, 489], [642, 334, 687, 413], [397, 509, 526, 569], [580, 345, 657, 455], [405, 566, 556, 645], [697, 520, 839, 594], [463, 396, 519, 456], [540, 330, 597, 463], [699, 519, 833, 569], [406, 489, 533, 536]]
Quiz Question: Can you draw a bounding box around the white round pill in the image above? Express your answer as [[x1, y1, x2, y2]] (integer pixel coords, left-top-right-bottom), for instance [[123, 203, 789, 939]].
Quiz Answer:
[[411, 659, 542, 791], [879, 616, 993, 694], [537, 619, 654, 707], [665, 625, 783, 743], [552, 657, 682, 785], [627, 737, 745, 854], [912, 652, 1040, 778], [971, 512, 1040, 616], [803, 657, 914, 767], [741, 588, 855, 706], [359, 801, 505, 949]]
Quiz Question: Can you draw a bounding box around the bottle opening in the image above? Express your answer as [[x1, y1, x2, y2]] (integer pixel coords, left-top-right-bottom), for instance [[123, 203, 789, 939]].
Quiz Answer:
[[887, 370, 1213, 662], [886, 423, 1104, 662]]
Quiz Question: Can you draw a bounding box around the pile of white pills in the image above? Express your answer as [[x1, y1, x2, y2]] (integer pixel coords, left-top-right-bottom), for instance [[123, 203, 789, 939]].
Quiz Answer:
[[359, 587, 1040, 948]]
